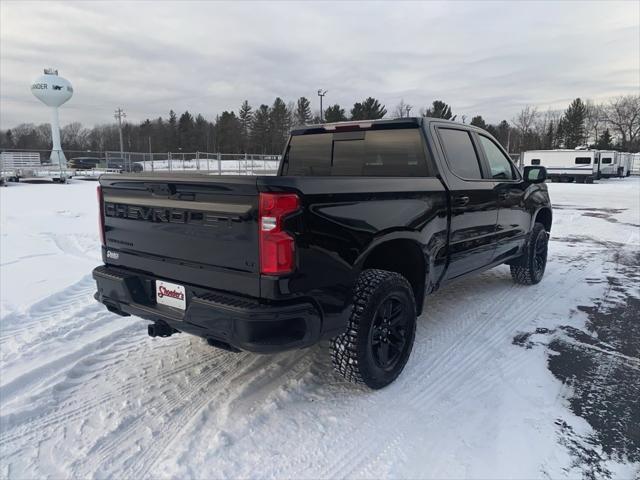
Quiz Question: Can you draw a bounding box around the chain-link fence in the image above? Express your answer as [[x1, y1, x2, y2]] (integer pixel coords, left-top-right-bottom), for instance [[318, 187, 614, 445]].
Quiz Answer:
[[0, 149, 282, 179], [104, 151, 281, 175]]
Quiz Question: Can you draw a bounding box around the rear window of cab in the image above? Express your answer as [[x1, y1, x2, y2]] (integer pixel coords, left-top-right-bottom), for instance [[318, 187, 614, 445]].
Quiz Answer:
[[281, 128, 430, 176]]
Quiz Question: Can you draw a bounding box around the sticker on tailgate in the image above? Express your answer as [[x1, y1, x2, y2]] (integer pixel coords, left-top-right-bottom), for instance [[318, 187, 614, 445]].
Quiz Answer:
[[156, 280, 186, 310]]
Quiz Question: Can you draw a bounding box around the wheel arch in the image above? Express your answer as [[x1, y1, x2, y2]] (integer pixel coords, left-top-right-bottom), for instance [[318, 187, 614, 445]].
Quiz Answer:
[[534, 207, 553, 232], [359, 237, 427, 315]]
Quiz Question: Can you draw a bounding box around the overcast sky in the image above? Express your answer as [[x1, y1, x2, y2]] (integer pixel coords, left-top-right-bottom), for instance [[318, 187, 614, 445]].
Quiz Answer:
[[1, 1, 638, 129]]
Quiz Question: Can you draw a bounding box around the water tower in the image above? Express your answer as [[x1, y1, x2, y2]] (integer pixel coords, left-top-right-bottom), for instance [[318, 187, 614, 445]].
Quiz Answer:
[[30, 68, 73, 167]]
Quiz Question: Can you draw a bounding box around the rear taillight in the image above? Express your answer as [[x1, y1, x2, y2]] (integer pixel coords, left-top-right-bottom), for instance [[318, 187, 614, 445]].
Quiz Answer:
[[259, 192, 300, 275], [97, 185, 105, 246]]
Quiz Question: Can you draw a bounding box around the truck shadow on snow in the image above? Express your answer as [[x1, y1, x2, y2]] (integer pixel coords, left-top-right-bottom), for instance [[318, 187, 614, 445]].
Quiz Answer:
[[513, 249, 640, 479]]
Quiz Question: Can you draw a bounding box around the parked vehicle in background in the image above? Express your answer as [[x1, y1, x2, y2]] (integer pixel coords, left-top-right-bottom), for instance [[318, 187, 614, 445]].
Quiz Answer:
[[68, 156, 102, 170], [93, 117, 552, 389], [522, 149, 597, 183]]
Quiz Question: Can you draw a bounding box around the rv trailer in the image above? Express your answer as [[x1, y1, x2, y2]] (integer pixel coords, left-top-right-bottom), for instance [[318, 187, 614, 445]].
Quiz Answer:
[[522, 149, 597, 183], [618, 152, 632, 177], [596, 150, 619, 179], [631, 153, 640, 175]]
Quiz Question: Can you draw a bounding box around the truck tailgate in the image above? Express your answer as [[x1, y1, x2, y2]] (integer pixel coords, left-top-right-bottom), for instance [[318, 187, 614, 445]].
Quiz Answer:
[[99, 175, 260, 296]]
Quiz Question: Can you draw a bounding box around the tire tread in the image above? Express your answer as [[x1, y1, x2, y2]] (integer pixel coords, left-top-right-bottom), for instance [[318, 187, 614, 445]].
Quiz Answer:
[[331, 269, 415, 387]]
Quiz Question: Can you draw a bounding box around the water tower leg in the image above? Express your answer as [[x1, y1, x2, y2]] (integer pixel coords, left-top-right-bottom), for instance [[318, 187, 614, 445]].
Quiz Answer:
[[49, 107, 67, 168]]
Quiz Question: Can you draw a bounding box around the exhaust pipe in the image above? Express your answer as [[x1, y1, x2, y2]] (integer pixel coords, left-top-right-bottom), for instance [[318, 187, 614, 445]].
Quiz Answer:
[[148, 323, 178, 338]]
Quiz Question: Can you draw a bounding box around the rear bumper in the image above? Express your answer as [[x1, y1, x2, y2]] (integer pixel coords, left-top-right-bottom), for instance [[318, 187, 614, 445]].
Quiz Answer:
[[92, 265, 322, 353]]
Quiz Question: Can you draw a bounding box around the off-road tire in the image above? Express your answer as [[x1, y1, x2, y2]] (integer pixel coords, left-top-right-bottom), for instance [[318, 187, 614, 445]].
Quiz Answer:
[[510, 222, 549, 285], [331, 269, 417, 389]]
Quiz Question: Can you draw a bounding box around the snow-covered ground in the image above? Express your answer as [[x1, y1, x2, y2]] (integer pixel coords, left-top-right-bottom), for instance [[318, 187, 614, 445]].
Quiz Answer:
[[1, 178, 639, 479]]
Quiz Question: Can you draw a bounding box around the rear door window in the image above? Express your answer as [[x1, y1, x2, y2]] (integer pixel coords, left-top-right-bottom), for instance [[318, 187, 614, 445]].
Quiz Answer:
[[437, 128, 483, 180]]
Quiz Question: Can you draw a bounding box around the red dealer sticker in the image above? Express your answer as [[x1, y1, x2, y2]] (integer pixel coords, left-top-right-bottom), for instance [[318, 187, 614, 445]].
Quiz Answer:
[[156, 280, 186, 310]]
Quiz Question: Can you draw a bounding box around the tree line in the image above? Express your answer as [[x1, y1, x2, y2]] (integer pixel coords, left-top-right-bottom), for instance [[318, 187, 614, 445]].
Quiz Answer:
[[1, 95, 638, 155]]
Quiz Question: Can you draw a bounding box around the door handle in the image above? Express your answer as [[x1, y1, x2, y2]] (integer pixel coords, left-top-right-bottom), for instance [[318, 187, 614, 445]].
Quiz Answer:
[[453, 195, 470, 207]]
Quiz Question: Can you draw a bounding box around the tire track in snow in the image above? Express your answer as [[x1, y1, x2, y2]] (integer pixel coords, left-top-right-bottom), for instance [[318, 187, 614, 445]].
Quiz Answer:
[[1, 302, 122, 369], [122, 350, 316, 480], [0, 318, 139, 406], [0, 338, 227, 447], [0, 274, 95, 337], [73, 352, 255, 479]]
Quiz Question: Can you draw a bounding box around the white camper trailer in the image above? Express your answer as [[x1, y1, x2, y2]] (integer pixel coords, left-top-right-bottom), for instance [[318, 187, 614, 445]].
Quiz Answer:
[[618, 152, 632, 177], [631, 153, 640, 175], [596, 150, 619, 178], [522, 149, 597, 183]]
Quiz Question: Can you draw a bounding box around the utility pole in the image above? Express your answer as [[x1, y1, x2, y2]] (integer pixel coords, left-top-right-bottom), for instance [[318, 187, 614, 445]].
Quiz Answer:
[[114, 108, 126, 154], [317, 89, 327, 123]]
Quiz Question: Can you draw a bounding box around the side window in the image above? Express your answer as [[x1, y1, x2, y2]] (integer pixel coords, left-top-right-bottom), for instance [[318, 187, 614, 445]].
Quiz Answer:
[[531, 159, 541, 165], [438, 128, 483, 179], [575, 157, 591, 165], [601, 158, 612, 164], [478, 135, 515, 180]]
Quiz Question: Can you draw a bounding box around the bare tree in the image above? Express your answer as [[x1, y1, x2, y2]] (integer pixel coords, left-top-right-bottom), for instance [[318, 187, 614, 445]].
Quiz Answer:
[[61, 122, 90, 150], [393, 99, 412, 118], [512, 105, 539, 151], [512, 105, 539, 135], [584, 100, 605, 147], [602, 95, 640, 150]]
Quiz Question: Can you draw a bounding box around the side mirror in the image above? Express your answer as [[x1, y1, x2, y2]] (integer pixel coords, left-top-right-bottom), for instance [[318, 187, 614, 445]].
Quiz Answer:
[[523, 166, 547, 184]]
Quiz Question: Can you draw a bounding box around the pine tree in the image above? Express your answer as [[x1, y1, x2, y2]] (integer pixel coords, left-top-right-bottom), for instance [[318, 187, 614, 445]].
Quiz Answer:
[[424, 100, 456, 120], [562, 98, 587, 148], [178, 111, 195, 150], [269, 98, 291, 153], [167, 110, 178, 151], [251, 104, 271, 154], [215, 111, 242, 153], [350, 97, 387, 120], [544, 121, 554, 149], [238, 100, 253, 153], [555, 118, 566, 148], [596, 129, 614, 149], [470, 115, 487, 130], [194, 114, 209, 151], [294, 97, 312, 127], [324, 104, 347, 123]]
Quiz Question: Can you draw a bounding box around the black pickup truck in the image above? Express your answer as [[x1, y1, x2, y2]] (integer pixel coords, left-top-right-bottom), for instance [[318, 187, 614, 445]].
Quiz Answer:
[[93, 117, 551, 389]]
